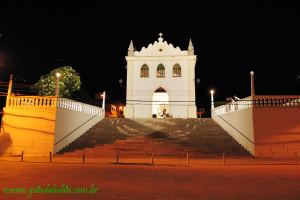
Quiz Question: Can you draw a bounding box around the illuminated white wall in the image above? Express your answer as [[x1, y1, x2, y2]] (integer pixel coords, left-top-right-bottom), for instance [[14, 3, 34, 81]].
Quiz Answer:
[[125, 35, 197, 118], [54, 99, 104, 153], [212, 107, 255, 155]]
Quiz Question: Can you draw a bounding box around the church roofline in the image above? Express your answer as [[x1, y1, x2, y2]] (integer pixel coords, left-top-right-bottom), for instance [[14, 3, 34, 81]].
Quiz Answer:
[[133, 33, 192, 57], [125, 55, 197, 61]]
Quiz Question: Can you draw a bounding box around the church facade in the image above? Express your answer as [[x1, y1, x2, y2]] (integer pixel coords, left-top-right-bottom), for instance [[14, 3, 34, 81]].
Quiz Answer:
[[124, 33, 197, 118]]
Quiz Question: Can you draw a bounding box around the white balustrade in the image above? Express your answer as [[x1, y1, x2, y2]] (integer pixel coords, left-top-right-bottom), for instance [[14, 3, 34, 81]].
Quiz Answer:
[[57, 98, 103, 116], [7, 96, 103, 116], [212, 95, 300, 117], [8, 96, 57, 108]]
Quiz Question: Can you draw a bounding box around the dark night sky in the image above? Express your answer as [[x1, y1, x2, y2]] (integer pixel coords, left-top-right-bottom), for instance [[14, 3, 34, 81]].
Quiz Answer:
[[0, 2, 299, 109]]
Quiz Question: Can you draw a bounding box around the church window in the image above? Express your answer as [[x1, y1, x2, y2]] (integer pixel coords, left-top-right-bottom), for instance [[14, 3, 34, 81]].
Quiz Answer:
[[157, 64, 165, 78], [141, 64, 149, 78], [173, 64, 181, 77]]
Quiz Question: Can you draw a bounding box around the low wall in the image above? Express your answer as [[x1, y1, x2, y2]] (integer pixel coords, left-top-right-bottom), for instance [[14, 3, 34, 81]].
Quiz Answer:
[[253, 107, 300, 157], [0, 96, 104, 156], [212, 95, 300, 157], [0, 96, 56, 156]]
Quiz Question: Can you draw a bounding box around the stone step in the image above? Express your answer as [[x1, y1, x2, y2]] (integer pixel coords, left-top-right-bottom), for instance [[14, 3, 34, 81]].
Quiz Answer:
[[58, 118, 251, 157]]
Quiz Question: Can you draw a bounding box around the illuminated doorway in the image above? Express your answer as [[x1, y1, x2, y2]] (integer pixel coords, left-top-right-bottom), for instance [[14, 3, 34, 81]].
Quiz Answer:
[[152, 87, 169, 118]]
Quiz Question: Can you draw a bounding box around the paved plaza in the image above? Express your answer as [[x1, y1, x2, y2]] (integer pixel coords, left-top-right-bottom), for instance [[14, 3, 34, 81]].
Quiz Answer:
[[1, 160, 300, 199]]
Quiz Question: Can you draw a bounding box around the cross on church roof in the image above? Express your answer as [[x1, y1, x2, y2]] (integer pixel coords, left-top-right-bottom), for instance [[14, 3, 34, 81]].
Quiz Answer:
[[158, 33, 164, 42]]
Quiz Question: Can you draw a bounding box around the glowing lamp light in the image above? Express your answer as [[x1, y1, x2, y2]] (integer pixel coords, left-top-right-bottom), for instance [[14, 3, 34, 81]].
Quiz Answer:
[[55, 72, 61, 78], [210, 89, 215, 95], [250, 71, 254, 76]]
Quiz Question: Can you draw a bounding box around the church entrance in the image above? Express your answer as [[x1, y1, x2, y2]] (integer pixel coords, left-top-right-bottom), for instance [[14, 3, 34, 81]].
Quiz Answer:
[[152, 87, 169, 118]]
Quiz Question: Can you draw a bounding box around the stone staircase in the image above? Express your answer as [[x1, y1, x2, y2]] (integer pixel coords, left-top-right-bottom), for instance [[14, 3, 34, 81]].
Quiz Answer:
[[57, 118, 251, 157]]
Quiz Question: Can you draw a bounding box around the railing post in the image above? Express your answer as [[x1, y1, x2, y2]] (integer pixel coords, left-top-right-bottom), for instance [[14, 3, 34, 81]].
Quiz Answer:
[[186, 153, 190, 166], [116, 152, 119, 164], [82, 151, 85, 163], [21, 151, 24, 162], [151, 153, 154, 165], [259, 152, 262, 165], [49, 152, 52, 163], [222, 153, 225, 165]]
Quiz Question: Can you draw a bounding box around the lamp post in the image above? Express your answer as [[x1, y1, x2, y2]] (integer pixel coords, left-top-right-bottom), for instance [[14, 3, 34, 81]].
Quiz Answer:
[[210, 89, 215, 110], [101, 91, 106, 110], [250, 71, 255, 98], [55, 72, 61, 97]]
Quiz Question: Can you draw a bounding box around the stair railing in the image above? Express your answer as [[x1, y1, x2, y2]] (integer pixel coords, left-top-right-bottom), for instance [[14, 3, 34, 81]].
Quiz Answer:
[[217, 115, 255, 145], [54, 98, 104, 151], [54, 114, 101, 147]]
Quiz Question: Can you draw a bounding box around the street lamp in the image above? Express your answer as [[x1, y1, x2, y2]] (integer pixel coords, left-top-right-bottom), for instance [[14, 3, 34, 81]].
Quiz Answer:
[[250, 71, 255, 98], [210, 89, 215, 110], [101, 91, 106, 110], [55, 72, 61, 97]]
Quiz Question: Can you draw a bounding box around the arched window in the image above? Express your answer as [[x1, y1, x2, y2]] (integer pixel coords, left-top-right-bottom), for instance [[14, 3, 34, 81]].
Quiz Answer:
[[140, 64, 149, 78], [173, 64, 181, 77], [157, 64, 165, 78]]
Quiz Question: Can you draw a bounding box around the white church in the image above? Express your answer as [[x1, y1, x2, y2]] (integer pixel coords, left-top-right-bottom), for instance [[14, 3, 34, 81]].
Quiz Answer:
[[124, 33, 197, 118]]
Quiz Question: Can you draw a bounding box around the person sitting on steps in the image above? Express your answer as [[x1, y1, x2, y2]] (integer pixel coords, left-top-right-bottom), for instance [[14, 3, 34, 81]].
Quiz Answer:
[[161, 108, 167, 118]]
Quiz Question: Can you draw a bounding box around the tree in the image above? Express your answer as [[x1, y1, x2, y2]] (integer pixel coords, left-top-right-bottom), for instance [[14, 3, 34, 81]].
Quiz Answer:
[[35, 66, 81, 98]]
